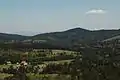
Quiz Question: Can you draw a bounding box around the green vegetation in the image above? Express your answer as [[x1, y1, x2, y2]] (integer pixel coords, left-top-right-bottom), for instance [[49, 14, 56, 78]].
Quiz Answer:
[[0, 41, 120, 80], [0, 28, 120, 48], [0, 28, 120, 80], [0, 73, 12, 80], [27, 74, 71, 80]]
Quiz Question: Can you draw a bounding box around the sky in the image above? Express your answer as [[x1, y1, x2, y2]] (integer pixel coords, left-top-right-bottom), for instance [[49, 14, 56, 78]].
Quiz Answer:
[[0, 0, 120, 35]]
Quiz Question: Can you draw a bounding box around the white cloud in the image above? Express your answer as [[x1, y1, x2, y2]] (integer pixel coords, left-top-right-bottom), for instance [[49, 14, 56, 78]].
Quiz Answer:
[[86, 9, 106, 14]]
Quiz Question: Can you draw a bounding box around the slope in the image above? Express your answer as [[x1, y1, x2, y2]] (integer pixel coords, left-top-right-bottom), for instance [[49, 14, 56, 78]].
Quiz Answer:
[[31, 28, 120, 47]]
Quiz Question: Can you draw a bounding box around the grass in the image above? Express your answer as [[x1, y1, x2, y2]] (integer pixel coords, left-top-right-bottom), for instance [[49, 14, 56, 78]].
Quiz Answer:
[[0, 73, 70, 80], [0, 73, 13, 80], [27, 73, 71, 80], [0, 64, 17, 69], [43, 59, 74, 64], [0, 49, 76, 80], [37, 59, 74, 69]]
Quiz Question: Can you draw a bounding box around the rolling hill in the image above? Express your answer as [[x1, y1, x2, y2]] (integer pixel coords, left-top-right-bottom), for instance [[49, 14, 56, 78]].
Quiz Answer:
[[0, 33, 28, 41], [31, 28, 120, 47], [0, 27, 120, 47]]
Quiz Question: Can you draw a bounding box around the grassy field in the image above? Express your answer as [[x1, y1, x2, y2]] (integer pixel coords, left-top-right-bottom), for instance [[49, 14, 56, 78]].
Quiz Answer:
[[0, 64, 17, 69], [43, 59, 74, 64], [0, 73, 71, 80], [0, 73, 13, 80], [0, 49, 77, 80], [27, 73, 71, 80]]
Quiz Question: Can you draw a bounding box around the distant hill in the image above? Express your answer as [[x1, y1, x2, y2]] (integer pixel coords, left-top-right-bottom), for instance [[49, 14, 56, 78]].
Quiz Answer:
[[0, 33, 28, 41], [31, 28, 120, 47], [0, 27, 120, 47]]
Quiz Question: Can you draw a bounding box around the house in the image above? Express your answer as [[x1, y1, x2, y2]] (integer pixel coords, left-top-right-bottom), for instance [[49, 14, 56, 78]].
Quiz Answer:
[[22, 39, 32, 43], [33, 40, 47, 43], [21, 61, 28, 66], [6, 61, 12, 65]]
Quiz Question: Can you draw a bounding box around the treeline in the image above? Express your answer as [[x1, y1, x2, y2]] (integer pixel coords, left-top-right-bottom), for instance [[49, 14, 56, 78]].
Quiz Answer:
[[0, 43, 70, 50]]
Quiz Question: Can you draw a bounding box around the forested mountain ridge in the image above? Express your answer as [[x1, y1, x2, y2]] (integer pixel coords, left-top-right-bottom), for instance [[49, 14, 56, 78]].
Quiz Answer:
[[31, 28, 120, 47], [0, 33, 28, 41], [0, 28, 120, 46]]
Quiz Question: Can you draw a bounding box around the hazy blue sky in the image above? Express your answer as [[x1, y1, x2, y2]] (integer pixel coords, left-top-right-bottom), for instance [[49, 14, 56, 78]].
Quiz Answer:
[[0, 0, 120, 35]]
